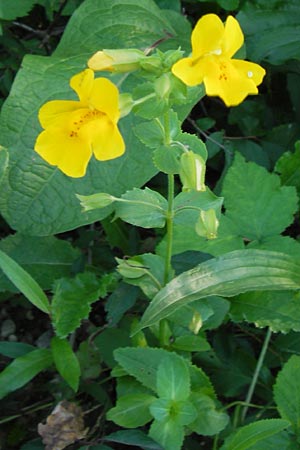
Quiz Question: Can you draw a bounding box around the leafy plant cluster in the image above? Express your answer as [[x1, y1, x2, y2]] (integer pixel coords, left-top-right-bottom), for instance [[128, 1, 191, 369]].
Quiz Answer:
[[0, 0, 300, 449]]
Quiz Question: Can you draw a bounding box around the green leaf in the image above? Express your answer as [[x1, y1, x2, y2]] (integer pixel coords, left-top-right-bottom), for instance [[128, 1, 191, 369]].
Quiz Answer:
[[0, 348, 53, 399], [0, 233, 80, 292], [0, 341, 35, 358], [0, 0, 36, 20], [274, 355, 300, 434], [51, 272, 105, 338], [104, 429, 163, 449], [51, 337, 80, 391], [114, 347, 213, 396], [0, 0, 193, 235], [171, 335, 211, 352], [149, 417, 184, 450], [156, 355, 190, 400], [115, 188, 167, 228], [238, 1, 300, 64], [107, 393, 155, 427], [150, 398, 197, 426], [0, 249, 50, 313], [0, 146, 8, 185], [116, 253, 164, 299], [220, 419, 290, 450], [153, 145, 182, 174], [138, 250, 300, 330], [94, 328, 131, 368], [188, 393, 229, 436], [275, 142, 300, 194], [230, 291, 300, 333], [222, 153, 298, 240], [175, 132, 208, 161], [174, 189, 223, 225]]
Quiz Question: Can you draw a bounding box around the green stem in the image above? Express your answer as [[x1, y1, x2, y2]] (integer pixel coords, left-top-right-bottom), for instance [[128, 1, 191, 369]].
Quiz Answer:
[[241, 328, 272, 423], [164, 173, 174, 284]]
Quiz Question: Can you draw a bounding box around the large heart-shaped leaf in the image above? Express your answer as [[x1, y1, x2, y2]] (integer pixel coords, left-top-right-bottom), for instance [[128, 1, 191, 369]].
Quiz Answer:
[[0, 0, 192, 236]]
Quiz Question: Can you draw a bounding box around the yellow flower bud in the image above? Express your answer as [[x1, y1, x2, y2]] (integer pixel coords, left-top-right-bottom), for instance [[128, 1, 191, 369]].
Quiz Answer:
[[88, 49, 145, 73]]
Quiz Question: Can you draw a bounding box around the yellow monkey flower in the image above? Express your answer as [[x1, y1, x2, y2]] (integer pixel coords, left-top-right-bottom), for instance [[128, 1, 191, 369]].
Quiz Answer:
[[172, 14, 266, 107], [35, 68, 125, 178]]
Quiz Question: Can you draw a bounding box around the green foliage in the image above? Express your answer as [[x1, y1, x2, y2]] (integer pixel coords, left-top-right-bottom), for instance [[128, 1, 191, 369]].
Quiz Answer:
[[0, 233, 80, 292], [51, 272, 111, 338], [0, 349, 53, 399], [220, 419, 291, 450], [138, 250, 300, 330], [1, 0, 300, 449], [0, 249, 50, 313], [51, 336, 80, 391]]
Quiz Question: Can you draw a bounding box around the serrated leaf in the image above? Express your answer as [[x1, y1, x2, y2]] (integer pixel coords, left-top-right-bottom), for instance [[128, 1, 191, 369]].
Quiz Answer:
[[220, 419, 290, 450], [275, 142, 300, 193], [156, 355, 190, 400], [107, 393, 155, 428], [51, 272, 105, 338], [230, 291, 300, 333], [0, 349, 53, 399], [153, 145, 181, 174], [149, 417, 184, 450], [0, 0, 36, 20], [0, 0, 193, 235], [174, 189, 223, 226], [237, 1, 300, 64], [188, 393, 229, 436], [138, 250, 300, 330], [115, 188, 167, 228], [222, 153, 298, 240], [114, 347, 213, 395], [274, 355, 300, 434], [0, 233, 80, 292], [150, 398, 197, 425], [51, 337, 80, 391], [175, 133, 208, 161], [0, 249, 50, 313]]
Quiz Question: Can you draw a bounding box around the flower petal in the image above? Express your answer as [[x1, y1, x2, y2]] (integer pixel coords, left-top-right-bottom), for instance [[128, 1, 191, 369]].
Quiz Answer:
[[203, 58, 261, 106], [91, 116, 125, 161], [191, 14, 224, 58], [90, 77, 120, 122], [35, 127, 92, 178], [222, 16, 244, 58], [38, 100, 79, 129], [70, 69, 94, 103], [231, 59, 266, 86], [172, 57, 205, 86]]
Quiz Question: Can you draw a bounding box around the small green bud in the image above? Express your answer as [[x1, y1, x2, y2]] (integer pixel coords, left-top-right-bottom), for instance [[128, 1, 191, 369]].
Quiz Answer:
[[179, 150, 206, 192], [189, 311, 202, 334], [195, 208, 219, 240], [116, 257, 148, 279], [139, 55, 162, 73], [154, 73, 172, 99], [119, 93, 134, 117], [163, 48, 185, 69], [76, 193, 115, 211]]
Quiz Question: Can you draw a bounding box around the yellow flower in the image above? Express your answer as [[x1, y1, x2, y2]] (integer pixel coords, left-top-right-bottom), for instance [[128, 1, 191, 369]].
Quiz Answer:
[[172, 14, 266, 107], [35, 68, 125, 178]]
